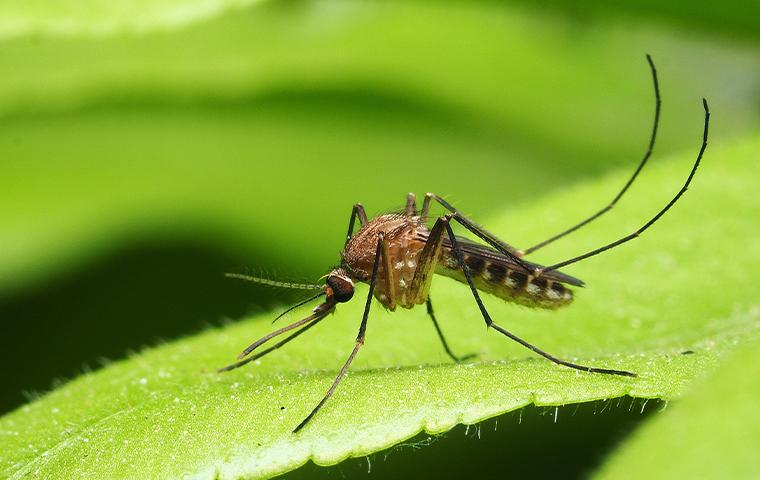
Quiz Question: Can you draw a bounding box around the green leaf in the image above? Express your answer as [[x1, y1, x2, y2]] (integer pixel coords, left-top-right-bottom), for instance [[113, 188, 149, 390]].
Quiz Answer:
[[505, 0, 760, 42], [1, 0, 759, 42], [2, 0, 760, 296], [2, 130, 758, 479], [0, 0, 264, 38], [593, 335, 760, 479]]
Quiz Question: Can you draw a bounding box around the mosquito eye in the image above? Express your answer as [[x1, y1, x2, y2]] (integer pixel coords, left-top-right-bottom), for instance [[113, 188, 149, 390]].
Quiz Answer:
[[327, 275, 354, 303]]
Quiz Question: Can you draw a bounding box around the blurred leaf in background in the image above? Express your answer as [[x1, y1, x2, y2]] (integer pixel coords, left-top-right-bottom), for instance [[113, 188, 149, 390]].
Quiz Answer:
[[0, 0, 759, 478], [595, 335, 760, 479]]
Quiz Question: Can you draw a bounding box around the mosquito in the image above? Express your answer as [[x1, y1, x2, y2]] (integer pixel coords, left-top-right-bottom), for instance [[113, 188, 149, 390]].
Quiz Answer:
[[220, 55, 710, 433]]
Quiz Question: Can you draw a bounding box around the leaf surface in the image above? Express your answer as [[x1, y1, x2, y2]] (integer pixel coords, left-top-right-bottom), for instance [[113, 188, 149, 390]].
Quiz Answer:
[[2, 133, 759, 479], [594, 334, 760, 479]]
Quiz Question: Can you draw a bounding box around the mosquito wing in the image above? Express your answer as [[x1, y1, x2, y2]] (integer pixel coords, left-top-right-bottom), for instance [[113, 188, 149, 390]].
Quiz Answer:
[[417, 231, 584, 287]]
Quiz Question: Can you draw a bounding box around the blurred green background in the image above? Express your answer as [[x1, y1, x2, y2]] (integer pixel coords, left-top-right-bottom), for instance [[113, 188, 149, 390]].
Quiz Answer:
[[1, 0, 758, 477]]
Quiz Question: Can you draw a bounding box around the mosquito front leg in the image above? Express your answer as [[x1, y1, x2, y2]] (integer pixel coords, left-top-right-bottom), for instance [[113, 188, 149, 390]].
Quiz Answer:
[[293, 233, 385, 433], [381, 234, 397, 310], [345, 203, 369, 246], [442, 215, 636, 377]]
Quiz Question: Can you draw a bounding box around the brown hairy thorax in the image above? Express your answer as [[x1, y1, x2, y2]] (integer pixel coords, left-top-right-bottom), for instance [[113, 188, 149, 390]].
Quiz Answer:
[[341, 213, 429, 310]]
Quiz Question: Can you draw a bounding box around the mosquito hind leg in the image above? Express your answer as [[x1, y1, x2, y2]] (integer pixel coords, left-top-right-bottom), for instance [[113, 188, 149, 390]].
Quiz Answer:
[[422, 193, 531, 273], [541, 98, 709, 274], [442, 216, 636, 377], [523, 54, 661, 255], [427, 297, 476, 363], [293, 233, 385, 433]]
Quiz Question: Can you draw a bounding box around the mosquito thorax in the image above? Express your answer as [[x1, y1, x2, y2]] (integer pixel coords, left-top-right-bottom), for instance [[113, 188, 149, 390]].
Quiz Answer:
[[326, 271, 355, 303]]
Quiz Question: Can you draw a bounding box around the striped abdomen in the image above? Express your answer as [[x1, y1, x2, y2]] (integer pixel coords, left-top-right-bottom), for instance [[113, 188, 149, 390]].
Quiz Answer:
[[436, 248, 574, 309]]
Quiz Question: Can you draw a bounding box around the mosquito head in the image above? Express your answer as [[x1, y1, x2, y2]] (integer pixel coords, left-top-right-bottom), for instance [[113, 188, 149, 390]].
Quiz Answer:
[[325, 269, 354, 303]]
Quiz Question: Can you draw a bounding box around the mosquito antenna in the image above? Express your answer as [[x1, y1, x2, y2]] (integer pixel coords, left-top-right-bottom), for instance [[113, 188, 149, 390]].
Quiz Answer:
[[271, 291, 326, 324], [542, 98, 710, 274], [225, 272, 323, 291], [523, 54, 661, 255]]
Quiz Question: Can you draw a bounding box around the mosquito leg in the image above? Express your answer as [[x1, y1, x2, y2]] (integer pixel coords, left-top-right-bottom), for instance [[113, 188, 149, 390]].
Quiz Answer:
[[345, 203, 369, 246], [443, 217, 635, 377], [408, 213, 446, 301], [427, 297, 476, 362], [541, 99, 709, 274], [524, 55, 661, 255], [293, 233, 385, 433], [423, 193, 532, 274], [380, 235, 397, 310], [218, 310, 331, 372], [405, 192, 418, 216], [406, 216, 474, 361]]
